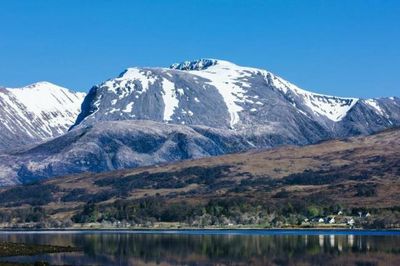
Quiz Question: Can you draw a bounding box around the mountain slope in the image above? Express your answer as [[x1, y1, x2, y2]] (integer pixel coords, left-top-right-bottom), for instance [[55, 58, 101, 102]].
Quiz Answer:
[[0, 82, 85, 149], [337, 97, 400, 135], [0, 127, 399, 228], [0, 120, 302, 186], [72, 59, 400, 141]]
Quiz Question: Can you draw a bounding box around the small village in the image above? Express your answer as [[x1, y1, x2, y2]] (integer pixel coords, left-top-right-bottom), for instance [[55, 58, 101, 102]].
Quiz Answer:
[[302, 211, 371, 228]]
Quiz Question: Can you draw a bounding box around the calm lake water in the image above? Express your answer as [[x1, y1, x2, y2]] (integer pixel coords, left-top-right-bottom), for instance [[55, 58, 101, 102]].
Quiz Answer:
[[1, 230, 400, 265]]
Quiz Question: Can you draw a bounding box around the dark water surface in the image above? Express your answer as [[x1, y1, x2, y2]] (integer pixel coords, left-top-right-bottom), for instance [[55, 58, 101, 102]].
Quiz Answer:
[[0, 230, 400, 265]]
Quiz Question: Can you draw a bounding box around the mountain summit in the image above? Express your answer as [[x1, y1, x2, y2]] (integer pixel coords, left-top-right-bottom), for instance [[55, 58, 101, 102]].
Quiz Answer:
[[170, 58, 218, 70], [72, 59, 399, 139]]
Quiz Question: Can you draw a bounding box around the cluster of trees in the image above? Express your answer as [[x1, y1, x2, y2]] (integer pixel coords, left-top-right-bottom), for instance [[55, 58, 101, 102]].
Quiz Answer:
[[69, 196, 342, 227], [0, 207, 73, 228], [68, 188, 400, 229], [71, 196, 278, 226], [0, 193, 399, 228]]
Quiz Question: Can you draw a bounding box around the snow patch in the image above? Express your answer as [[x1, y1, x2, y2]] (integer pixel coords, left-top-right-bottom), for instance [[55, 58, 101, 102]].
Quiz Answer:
[[104, 68, 157, 94], [161, 78, 179, 121], [123, 102, 134, 113], [177, 88, 185, 96], [365, 99, 384, 116], [186, 60, 251, 127]]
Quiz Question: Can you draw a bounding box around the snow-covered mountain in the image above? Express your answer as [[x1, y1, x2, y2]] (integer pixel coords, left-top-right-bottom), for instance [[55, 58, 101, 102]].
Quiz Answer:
[[0, 82, 85, 149], [0, 59, 399, 185], [72, 59, 400, 139]]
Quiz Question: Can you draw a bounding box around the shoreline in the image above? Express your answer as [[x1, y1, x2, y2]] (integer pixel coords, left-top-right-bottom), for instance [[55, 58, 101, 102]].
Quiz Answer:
[[0, 228, 399, 235]]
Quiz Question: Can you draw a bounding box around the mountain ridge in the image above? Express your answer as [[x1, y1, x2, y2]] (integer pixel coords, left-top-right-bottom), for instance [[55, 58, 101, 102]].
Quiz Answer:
[[0, 82, 85, 149]]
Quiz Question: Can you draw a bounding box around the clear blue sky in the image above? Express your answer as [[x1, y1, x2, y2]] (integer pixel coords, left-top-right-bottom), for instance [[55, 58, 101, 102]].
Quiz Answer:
[[0, 0, 399, 98]]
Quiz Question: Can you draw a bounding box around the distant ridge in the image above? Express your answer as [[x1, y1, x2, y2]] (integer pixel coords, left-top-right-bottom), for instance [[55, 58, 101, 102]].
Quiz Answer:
[[0, 82, 85, 149]]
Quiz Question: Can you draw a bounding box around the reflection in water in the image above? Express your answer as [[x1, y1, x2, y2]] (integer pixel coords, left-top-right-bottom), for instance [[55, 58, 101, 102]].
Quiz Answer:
[[0, 231, 400, 265], [319, 234, 324, 248], [338, 238, 343, 252], [348, 234, 354, 247]]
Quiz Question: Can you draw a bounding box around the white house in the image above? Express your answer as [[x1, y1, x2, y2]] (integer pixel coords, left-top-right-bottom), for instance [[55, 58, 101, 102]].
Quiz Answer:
[[347, 218, 355, 226]]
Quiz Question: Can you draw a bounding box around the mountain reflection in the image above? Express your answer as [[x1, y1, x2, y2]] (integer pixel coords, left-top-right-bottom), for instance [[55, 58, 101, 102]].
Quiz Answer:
[[1, 231, 400, 265]]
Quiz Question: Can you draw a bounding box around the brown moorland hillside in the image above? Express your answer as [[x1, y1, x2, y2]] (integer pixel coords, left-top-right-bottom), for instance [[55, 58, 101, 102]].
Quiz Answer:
[[0, 127, 399, 228]]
